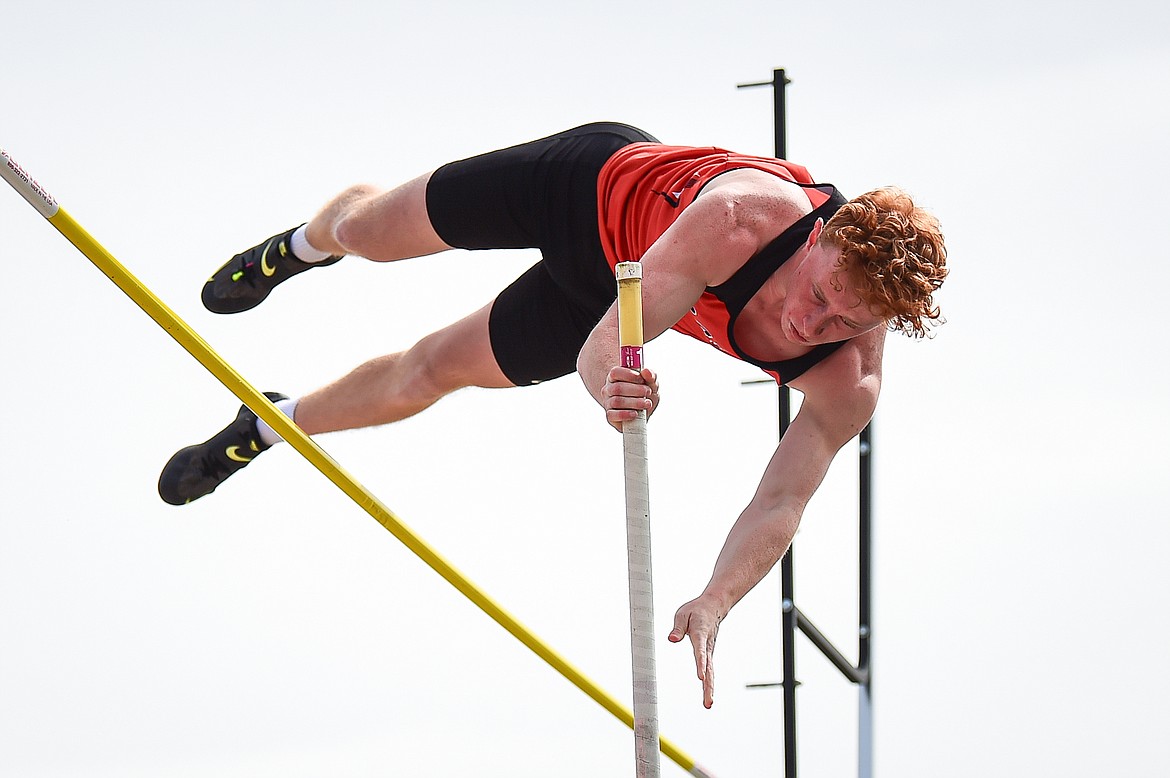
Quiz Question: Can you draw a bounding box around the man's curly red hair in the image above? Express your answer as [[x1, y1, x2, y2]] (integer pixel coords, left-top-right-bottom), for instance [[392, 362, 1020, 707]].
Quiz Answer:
[[821, 187, 948, 338]]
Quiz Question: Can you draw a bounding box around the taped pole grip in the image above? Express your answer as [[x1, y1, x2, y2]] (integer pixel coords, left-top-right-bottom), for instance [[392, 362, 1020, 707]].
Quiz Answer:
[[616, 261, 661, 778]]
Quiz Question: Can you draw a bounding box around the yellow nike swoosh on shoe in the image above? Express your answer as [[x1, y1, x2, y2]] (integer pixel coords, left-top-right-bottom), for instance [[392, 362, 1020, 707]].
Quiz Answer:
[[260, 239, 278, 277], [225, 446, 253, 463]]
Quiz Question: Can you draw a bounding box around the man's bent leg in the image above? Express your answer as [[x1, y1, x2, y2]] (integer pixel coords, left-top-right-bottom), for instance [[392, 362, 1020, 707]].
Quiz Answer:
[[202, 172, 455, 314], [159, 302, 510, 504]]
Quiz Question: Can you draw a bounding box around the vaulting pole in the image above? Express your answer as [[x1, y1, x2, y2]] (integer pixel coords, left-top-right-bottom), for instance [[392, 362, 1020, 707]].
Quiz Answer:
[[616, 261, 661, 778]]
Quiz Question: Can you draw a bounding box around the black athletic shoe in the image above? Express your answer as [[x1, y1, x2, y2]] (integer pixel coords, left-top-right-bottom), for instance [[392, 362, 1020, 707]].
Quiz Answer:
[[158, 392, 289, 505], [202, 226, 341, 314]]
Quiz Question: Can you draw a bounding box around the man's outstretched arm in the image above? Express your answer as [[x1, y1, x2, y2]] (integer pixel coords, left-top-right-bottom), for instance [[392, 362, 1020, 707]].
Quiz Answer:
[[669, 328, 884, 707]]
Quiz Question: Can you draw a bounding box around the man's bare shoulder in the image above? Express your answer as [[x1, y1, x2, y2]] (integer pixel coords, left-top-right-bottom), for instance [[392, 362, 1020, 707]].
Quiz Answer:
[[695, 169, 813, 235], [789, 327, 885, 410]]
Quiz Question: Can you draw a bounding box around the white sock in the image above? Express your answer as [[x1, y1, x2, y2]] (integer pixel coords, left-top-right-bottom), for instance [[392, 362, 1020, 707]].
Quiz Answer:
[[256, 397, 300, 447], [290, 224, 335, 263]]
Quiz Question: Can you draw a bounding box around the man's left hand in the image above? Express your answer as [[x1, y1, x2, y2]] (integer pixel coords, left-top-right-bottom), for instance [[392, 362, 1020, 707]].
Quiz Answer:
[[669, 594, 723, 708]]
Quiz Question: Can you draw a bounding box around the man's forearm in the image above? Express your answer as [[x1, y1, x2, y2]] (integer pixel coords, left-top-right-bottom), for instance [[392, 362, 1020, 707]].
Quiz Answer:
[[701, 502, 802, 616], [576, 311, 620, 405]]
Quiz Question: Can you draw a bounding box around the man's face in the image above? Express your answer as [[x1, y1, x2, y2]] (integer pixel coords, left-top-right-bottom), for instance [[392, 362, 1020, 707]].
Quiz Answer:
[[781, 242, 885, 346]]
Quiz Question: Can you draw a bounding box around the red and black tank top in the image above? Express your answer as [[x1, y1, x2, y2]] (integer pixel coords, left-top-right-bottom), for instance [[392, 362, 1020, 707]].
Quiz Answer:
[[596, 143, 847, 385]]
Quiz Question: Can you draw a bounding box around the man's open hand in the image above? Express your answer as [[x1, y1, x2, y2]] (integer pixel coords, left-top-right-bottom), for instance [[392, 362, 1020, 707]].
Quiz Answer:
[[669, 594, 723, 708]]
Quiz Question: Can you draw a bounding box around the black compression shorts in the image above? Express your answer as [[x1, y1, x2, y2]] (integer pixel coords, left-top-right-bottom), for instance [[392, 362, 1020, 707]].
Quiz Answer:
[[425, 122, 659, 385]]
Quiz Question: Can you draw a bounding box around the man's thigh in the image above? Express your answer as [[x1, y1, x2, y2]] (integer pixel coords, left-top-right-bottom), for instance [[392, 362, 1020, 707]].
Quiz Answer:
[[488, 261, 610, 386]]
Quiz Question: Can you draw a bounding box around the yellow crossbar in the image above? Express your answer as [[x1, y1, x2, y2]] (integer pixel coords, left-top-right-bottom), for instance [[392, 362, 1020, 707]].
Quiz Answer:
[[1, 148, 713, 778]]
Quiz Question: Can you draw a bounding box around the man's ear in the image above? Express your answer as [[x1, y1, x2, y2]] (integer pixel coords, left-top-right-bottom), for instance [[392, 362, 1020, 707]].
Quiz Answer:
[[806, 217, 825, 248]]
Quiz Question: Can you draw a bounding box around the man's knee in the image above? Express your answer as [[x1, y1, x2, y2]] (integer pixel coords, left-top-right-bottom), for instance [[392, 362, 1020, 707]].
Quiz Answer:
[[332, 184, 385, 256], [408, 336, 469, 399], [356, 349, 452, 423]]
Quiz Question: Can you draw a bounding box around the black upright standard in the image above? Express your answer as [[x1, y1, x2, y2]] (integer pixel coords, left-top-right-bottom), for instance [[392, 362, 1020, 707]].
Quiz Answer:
[[738, 67, 875, 778]]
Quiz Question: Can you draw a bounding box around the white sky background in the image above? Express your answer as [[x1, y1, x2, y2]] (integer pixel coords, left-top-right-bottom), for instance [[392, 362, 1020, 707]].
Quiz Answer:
[[2, 1, 1169, 776]]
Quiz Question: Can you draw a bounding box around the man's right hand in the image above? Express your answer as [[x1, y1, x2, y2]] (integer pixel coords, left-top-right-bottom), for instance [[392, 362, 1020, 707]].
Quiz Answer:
[[601, 366, 659, 431]]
